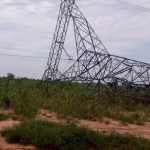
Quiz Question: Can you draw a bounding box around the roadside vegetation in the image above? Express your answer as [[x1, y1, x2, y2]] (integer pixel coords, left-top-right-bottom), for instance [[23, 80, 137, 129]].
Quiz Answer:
[[2, 120, 150, 150]]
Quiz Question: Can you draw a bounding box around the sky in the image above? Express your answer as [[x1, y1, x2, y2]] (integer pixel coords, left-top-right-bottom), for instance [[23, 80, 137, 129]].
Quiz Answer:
[[0, 0, 150, 79]]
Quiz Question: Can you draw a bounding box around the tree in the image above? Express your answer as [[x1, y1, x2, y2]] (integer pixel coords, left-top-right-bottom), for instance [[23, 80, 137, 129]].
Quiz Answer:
[[2, 73, 15, 108]]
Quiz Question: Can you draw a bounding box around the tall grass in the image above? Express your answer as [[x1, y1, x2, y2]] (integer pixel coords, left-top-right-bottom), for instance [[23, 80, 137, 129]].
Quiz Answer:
[[43, 82, 150, 124], [0, 78, 43, 118], [0, 77, 149, 123]]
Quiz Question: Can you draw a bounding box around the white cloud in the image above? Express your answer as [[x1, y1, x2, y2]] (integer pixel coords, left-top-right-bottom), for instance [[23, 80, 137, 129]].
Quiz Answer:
[[0, 0, 150, 78]]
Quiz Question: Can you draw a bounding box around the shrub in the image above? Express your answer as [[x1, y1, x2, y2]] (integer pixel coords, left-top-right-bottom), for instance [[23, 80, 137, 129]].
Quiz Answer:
[[0, 113, 9, 121], [2, 120, 150, 150], [1, 96, 11, 109]]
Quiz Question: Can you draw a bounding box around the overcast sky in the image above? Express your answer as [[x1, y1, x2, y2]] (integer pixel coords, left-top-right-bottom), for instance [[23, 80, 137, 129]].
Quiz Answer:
[[0, 0, 150, 78]]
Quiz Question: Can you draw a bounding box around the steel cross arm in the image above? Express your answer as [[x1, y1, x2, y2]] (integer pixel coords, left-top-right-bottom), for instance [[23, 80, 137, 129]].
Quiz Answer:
[[43, 0, 150, 101]]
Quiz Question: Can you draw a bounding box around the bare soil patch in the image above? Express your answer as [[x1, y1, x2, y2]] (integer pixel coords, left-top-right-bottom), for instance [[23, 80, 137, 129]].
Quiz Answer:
[[37, 109, 66, 124], [79, 119, 150, 140]]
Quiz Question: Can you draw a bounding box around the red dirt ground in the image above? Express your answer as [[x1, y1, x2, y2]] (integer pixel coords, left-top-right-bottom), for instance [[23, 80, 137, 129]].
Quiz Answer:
[[0, 109, 149, 149], [37, 109, 150, 140]]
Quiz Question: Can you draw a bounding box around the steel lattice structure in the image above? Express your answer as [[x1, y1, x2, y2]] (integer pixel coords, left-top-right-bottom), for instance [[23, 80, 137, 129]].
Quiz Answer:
[[43, 0, 150, 101]]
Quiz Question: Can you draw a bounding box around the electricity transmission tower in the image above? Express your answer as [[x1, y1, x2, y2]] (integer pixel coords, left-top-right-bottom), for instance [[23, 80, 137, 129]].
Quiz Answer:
[[43, 0, 150, 101]]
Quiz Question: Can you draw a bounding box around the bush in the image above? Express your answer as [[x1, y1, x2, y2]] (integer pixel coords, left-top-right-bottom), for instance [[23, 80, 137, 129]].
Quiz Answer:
[[0, 113, 9, 121], [2, 120, 150, 150], [1, 96, 11, 109]]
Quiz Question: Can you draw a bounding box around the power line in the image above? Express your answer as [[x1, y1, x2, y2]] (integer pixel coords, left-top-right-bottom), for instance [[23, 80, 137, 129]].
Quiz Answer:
[[0, 53, 47, 59], [0, 53, 74, 61], [115, 0, 150, 12]]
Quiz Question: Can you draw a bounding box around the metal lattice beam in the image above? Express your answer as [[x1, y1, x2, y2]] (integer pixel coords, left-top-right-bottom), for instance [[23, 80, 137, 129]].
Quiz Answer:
[[43, 0, 150, 101]]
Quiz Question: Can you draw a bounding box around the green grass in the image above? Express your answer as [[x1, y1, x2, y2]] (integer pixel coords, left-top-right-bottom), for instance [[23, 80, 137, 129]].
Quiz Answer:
[[0, 78, 150, 149], [0, 77, 150, 124], [0, 78, 42, 119], [1, 120, 150, 150], [0, 113, 10, 121], [42, 82, 150, 124]]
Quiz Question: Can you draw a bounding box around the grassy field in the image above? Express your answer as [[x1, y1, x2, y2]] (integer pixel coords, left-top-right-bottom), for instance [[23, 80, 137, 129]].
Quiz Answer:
[[0, 77, 150, 149], [0, 77, 149, 124]]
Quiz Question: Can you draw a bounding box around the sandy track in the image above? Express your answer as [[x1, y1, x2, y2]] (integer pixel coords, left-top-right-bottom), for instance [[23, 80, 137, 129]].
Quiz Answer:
[[38, 109, 150, 140], [79, 119, 150, 140]]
